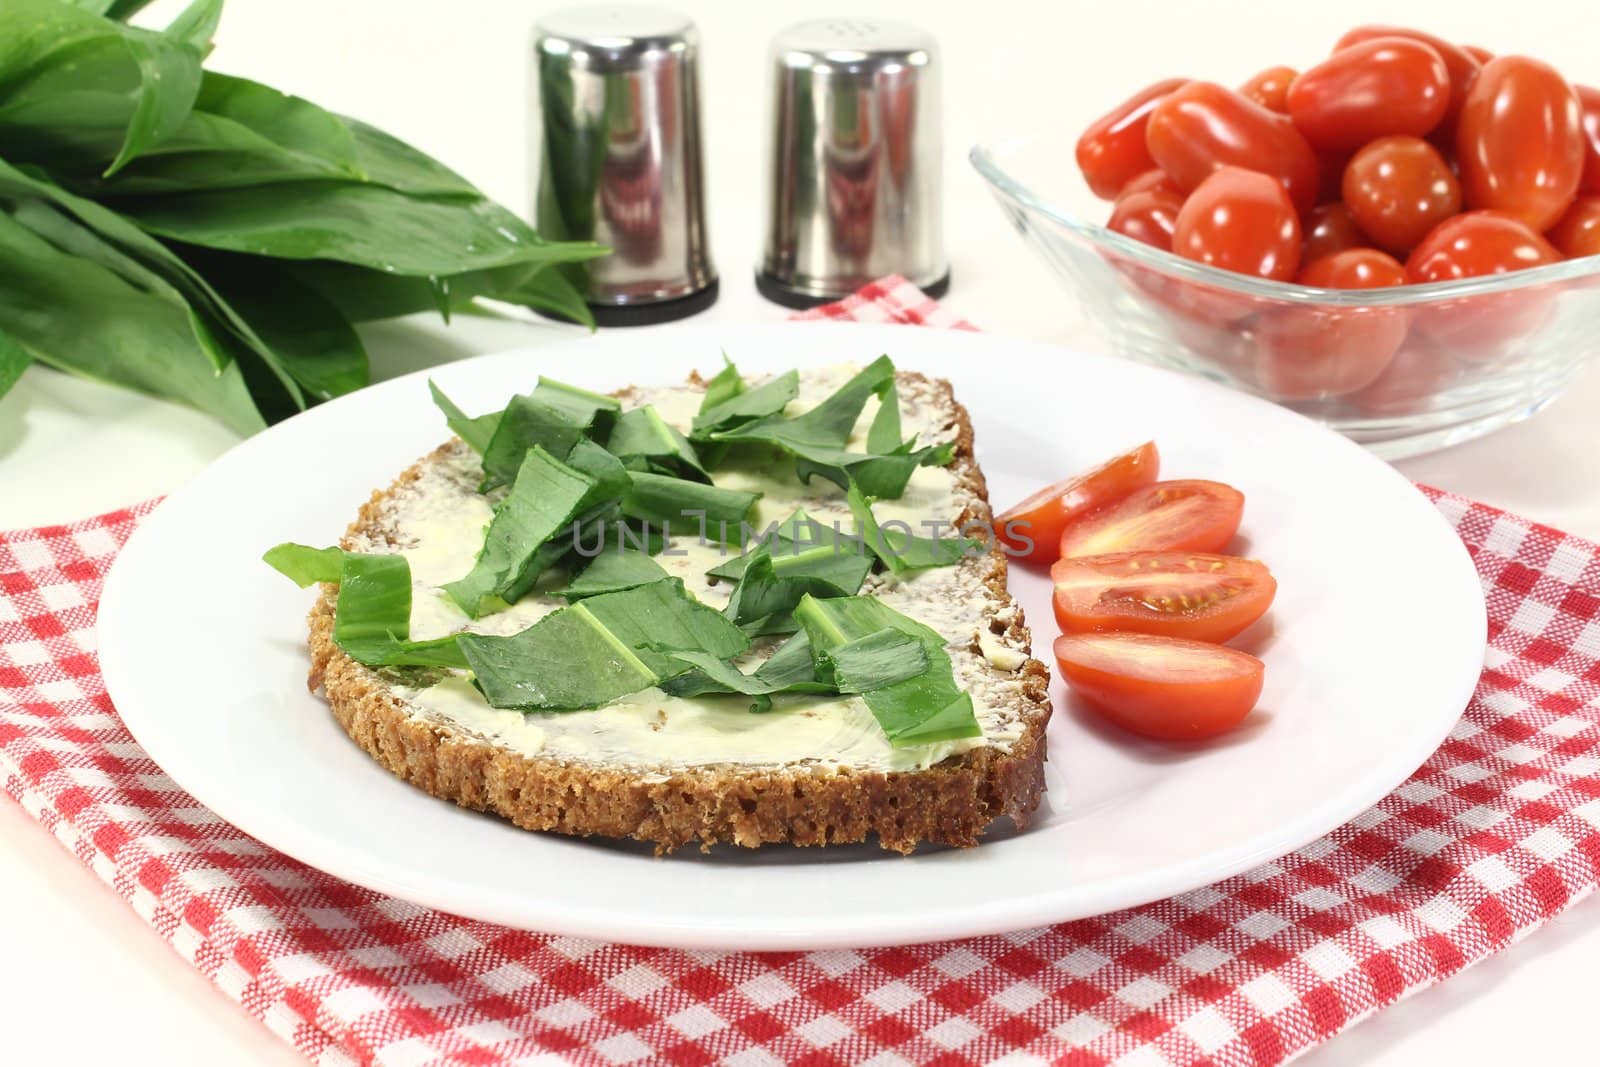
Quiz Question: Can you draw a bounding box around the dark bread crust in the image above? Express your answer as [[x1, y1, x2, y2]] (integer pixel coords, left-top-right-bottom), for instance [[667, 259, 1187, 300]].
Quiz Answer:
[[306, 371, 1052, 854]]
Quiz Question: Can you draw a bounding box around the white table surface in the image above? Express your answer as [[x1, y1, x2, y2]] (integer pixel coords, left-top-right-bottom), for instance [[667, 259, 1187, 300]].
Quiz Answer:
[[4, 0, 1599, 1063]]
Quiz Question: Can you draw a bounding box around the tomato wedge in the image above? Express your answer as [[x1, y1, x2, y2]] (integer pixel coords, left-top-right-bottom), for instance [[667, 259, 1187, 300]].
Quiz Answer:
[[993, 442, 1159, 565], [1051, 552, 1276, 642], [1058, 480, 1244, 559], [1053, 633, 1264, 740]]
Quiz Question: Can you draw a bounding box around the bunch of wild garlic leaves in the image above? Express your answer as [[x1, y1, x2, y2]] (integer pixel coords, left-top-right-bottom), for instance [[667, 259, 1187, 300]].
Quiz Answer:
[[0, 0, 605, 432]]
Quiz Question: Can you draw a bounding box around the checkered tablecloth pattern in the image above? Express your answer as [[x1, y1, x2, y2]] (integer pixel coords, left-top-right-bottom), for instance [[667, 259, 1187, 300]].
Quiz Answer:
[[3, 279, 1600, 1067]]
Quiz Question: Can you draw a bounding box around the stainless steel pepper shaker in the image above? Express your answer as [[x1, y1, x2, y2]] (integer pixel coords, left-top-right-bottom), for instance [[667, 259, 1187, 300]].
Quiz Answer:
[[531, 5, 717, 325], [757, 18, 948, 308]]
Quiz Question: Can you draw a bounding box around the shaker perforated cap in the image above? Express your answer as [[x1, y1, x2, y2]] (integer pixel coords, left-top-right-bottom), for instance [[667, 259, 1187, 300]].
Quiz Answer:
[[757, 18, 947, 308], [532, 5, 717, 325]]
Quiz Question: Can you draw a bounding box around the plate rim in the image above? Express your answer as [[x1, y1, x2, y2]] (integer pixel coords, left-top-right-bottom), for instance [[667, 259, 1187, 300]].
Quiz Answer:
[[98, 321, 1487, 950]]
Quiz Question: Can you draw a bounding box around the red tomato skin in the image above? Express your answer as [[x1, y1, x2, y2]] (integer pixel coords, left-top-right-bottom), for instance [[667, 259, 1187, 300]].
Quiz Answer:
[[1406, 211, 1563, 362], [1146, 82, 1322, 214], [1240, 66, 1297, 113], [1547, 196, 1600, 259], [1334, 26, 1482, 134], [1298, 248, 1408, 289], [1302, 202, 1370, 263], [1059, 480, 1246, 559], [1117, 168, 1182, 200], [1341, 136, 1462, 253], [1053, 633, 1265, 741], [1107, 189, 1184, 252], [1347, 333, 1460, 414], [1254, 249, 1409, 400], [1050, 552, 1277, 643], [1577, 85, 1600, 195], [994, 441, 1161, 564], [1078, 78, 1190, 200], [1172, 166, 1302, 281], [1406, 211, 1563, 281], [1288, 37, 1450, 152], [1457, 57, 1585, 232], [1463, 45, 1494, 65]]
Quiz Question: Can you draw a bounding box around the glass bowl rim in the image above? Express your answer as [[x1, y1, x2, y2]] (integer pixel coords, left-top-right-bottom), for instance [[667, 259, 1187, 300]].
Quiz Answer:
[[970, 135, 1600, 308]]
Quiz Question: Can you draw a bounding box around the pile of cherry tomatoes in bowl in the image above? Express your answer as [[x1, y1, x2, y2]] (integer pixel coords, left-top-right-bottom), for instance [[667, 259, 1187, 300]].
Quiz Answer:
[[1077, 26, 1600, 405]]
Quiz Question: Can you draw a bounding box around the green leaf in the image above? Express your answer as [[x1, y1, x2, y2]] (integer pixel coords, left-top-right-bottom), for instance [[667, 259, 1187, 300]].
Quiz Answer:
[[0, 327, 30, 402], [620, 471, 759, 536], [700, 355, 745, 412], [262, 542, 345, 587], [606, 404, 709, 482], [428, 380, 501, 454], [706, 508, 863, 582], [120, 181, 607, 276], [814, 630, 929, 693], [262, 545, 466, 668], [478, 378, 619, 491], [332, 553, 467, 668], [659, 630, 827, 706], [721, 542, 872, 635], [847, 481, 975, 574], [0, 200, 263, 434], [105, 6, 208, 177], [554, 549, 669, 601], [794, 594, 981, 747], [444, 446, 597, 617], [691, 368, 798, 439], [184, 251, 367, 402], [705, 357, 952, 498], [459, 579, 749, 710]]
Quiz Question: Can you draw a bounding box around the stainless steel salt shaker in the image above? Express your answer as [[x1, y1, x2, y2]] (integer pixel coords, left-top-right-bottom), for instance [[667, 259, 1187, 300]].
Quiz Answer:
[[758, 18, 948, 308], [531, 5, 717, 324]]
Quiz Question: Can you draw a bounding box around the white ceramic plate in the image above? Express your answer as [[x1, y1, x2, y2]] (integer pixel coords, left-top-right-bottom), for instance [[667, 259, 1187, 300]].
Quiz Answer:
[[99, 323, 1485, 950]]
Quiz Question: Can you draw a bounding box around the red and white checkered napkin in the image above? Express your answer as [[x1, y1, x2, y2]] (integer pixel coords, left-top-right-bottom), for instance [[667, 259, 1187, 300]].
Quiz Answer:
[[5, 279, 1600, 1067]]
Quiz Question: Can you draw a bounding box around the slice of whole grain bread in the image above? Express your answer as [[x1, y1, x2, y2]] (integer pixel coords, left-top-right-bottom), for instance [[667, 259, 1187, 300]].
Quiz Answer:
[[305, 370, 1052, 854]]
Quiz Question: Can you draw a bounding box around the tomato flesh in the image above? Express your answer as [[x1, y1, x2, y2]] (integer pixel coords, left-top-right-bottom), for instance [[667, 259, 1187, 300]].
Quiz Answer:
[[1051, 552, 1276, 643], [1053, 633, 1265, 741], [994, 442, 1160, 565], [1058, 480, 1245, 559]]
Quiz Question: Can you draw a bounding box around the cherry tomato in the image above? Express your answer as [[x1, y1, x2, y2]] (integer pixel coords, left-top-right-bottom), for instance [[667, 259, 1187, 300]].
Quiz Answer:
[[1463, 45, 1494, 65], [1341, 136, 1462, 253], [1547, 196, 1600, 259], [1346, 333, 1460, 415], [1302, 202, 1370, 263], [1458, 57, 1585, 232], [1173, 166, 1302, 281], [1117, 169, 1182, 200], [1050, 552, 1276, 643], [1334, 26, 1482, 136], [1146, 81, 1321, 214], [1299, 247, 1408, 288], [1077, 78, 1190, 200], [1407, 211, 1562, 362], [994, 442, 1160, 565], [1576, 85, 1600, 195], [1406, 211, 1563, 281], [1107, 189, 1184, 252], [1053, 633, 1265, 741], [1059, 480, 1245, 559], [1253, 249, 1409, 400], [1288, 37, 1450, 152], [1240, 66, 1297, 113]]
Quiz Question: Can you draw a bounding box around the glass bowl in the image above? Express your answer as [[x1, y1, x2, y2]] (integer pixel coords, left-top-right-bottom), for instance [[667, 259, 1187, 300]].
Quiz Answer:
[[971, 133, 1600, 458]]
